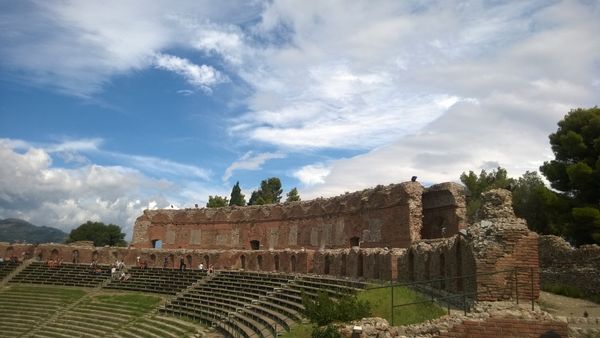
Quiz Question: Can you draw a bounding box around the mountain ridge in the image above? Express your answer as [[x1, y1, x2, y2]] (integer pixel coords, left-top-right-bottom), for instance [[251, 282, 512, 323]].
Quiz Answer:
[[0, 218, 67, 244]]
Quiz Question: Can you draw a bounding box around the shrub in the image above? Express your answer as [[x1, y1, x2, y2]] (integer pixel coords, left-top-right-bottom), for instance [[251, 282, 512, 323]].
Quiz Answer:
[[302, 292, 371, 326], [311, 324, 340, 338]]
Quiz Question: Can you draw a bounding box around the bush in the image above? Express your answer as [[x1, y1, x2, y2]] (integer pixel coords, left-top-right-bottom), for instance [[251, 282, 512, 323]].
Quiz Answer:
[[302, 292, 371, 326], [312, 324, 340, 338]]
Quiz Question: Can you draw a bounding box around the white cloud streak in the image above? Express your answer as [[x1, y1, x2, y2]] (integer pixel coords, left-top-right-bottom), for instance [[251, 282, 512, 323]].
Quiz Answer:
[[154, 53, 227, 93], [223, 151, 286, 182]]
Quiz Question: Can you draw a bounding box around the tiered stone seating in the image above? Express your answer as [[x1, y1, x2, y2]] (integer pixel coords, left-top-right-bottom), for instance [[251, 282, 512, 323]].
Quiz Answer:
[[104, 267, 207, 295], [115, 315, 200, 338], [161, 270, 368, 338], [0, 285, 86, 337], [9, 261, 110, 287], [0, 260, 21, 279]]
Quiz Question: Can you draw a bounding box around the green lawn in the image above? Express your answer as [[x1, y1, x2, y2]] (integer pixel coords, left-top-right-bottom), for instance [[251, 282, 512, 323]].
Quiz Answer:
[[357, 285, 447, 326], [280, 323, 313, 338]]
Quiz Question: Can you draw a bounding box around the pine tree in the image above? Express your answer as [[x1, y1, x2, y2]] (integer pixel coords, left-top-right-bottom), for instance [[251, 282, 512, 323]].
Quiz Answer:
[[229, 181, 246, 206], [286, 187, 301, 202]]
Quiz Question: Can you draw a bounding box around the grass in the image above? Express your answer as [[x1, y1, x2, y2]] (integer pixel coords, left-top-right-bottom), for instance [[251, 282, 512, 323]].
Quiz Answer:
[[542, 282, 600, 304], [357, 285, 447, 325], [280, 323, 313, 338]]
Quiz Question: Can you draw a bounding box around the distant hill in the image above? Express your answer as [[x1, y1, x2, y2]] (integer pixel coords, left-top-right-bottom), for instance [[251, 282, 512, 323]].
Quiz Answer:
[[0, 218, 67, 244]]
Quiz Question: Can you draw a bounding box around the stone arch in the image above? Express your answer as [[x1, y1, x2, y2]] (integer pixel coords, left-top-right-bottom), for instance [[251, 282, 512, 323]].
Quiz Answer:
[[51, 249, 59, 260], [92, 250, 99, 262], [408, 249, 415, 281], [168, 254, 175, 268], [149, 254, 156, 267], [5, 246, 14, 259], [324, 254, 331, 275], [257, 255, 263, 271], [72, 250, 80, 264], [186, 254, 193, 267], [240, 255, 246, 269], [274, 255, 280, 271], [424, 255, 431, 281], [203, 255, 210, 267], [290, 255, 296, 272], [357, 252, 364, 278]]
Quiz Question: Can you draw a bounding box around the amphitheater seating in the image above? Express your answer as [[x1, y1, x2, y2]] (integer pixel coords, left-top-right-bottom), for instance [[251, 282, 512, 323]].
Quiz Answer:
[[9, 261, 111, 287], [0, 260, 21, 280], [0, 285, 86, 337], [104, 266, 207, 295], [161, 270, 368, 338]]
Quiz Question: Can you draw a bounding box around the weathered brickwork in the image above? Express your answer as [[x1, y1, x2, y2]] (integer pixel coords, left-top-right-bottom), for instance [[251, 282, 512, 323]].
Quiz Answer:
[[539, 235, 600, 297], [437, 317, 568, 338], [132, 181, 466, 250]]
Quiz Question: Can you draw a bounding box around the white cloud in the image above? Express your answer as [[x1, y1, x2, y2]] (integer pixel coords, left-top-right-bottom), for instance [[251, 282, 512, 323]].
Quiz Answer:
[[223, 151, 286, 181], [154, 53, 227, 93], [292, 164, 331, 186]]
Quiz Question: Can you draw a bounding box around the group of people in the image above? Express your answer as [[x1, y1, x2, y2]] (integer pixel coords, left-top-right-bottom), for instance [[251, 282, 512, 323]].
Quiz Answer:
[[46, 256, 63, 268], [89, 259, 103, 275], [0, 255, 19, 264], [197, 263, 215, 275], [111, 259, 131, 281]]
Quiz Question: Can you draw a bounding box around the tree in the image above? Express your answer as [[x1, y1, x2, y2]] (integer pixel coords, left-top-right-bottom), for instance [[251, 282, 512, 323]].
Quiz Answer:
[[286, 187, 301, 202], [66, 221, 126, 247], [206, 195, 229, 208], [511, 171, 569, 235], [248, 177, 283, 205], [540, 107, 600, 244], [229, 181, 246, 206], [460, 167, 514, 221]]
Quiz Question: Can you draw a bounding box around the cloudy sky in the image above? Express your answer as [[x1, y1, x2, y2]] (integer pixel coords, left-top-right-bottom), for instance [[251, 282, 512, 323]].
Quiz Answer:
[[1, 0, 599, 239]]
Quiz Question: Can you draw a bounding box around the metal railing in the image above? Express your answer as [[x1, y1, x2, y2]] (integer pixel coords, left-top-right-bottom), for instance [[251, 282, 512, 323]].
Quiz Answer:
[[367, 267, 537, 326]]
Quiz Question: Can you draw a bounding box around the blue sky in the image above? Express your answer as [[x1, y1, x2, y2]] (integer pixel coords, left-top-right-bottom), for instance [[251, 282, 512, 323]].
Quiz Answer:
[[1, 0, 599, 239]]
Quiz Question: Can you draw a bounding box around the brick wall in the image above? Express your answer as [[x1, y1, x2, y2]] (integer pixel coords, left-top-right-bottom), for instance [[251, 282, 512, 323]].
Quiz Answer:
[[437, 317, 568, 338]]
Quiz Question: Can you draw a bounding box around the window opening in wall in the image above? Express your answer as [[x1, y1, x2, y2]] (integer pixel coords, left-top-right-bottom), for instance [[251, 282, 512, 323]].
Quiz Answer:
[[152, 239, 162, 249], [274, 255, 280, 271], [250, 240, 260, 250], [408, 250, 415, 281], [439, 253, 446, 290], [350, 237, 360, 247], [241, 255, 246, 269], [324, 255, 331, 275], [290, 255, 296, 272], [257, 255, 263, 270], [357, 253, 364, 277]]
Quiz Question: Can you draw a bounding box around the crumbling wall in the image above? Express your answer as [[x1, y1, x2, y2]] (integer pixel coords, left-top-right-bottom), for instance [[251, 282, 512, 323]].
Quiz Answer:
[[539, 235, 600, 297], [133, 182, 425, 250], [422, 182, 467, 239]]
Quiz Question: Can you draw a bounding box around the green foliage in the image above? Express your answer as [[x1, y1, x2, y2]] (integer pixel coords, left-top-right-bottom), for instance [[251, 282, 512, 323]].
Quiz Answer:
[[248, 177, 283, 205], [511, 171, 569, 235], [206, 195, 229, 208], [311, 324, 340, 338], [302, 293, 371, 326], [460, 167, 513, 221], [66, 221, 126, 247], [229, 181, 246, 206], [540, 107, 600, 245], [286, 187, 301, 202]]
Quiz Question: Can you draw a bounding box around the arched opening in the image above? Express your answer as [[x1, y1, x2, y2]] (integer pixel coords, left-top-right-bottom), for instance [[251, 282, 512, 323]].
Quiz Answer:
[[350, 237, 360, 247], [357, 252, 364, 278], [203, 255, 210, 267], [341, 254, 347, 276], [456, 240, 463, 292], [152, 239, 162, 249], [186, 255, 193, 267], [6, 246, 14, 258], [408, 250, 415, 281], [424, 255, 431, 281], [324, 255, 331, 275], [51, 249, 59, 260], [257, 255, 263, 271], [150, 254, 156, 267], [168, 254, 175, 268], [92, 251, 99, 262], [373, 254, 380, 279], [439, 253, 446, 290], [290, 255, 296, 272], [250, 240, 260, 250], [72, 250, 80, 264], [274, 255, 280, 271], [240, 255, 246, 269], [112, 251, 119, 260]]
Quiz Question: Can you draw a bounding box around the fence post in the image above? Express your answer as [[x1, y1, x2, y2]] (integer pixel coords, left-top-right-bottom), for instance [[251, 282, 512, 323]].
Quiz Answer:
[[515, 268, 519, 305], [390, 279, 394, 326], [530, 266, 535, 311]]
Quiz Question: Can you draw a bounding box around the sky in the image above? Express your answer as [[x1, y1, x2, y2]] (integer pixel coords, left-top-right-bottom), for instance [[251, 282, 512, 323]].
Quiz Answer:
[[0, 0, 599, 240]]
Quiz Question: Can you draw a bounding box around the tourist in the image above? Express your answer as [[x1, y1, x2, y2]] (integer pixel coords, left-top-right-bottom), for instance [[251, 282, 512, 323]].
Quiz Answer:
[[208, 264, 214, 275], [198, 263, 204, 271], [111, 266, 117, 279], [163, 256, 169, 268], [179, 255, 186, 271]]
